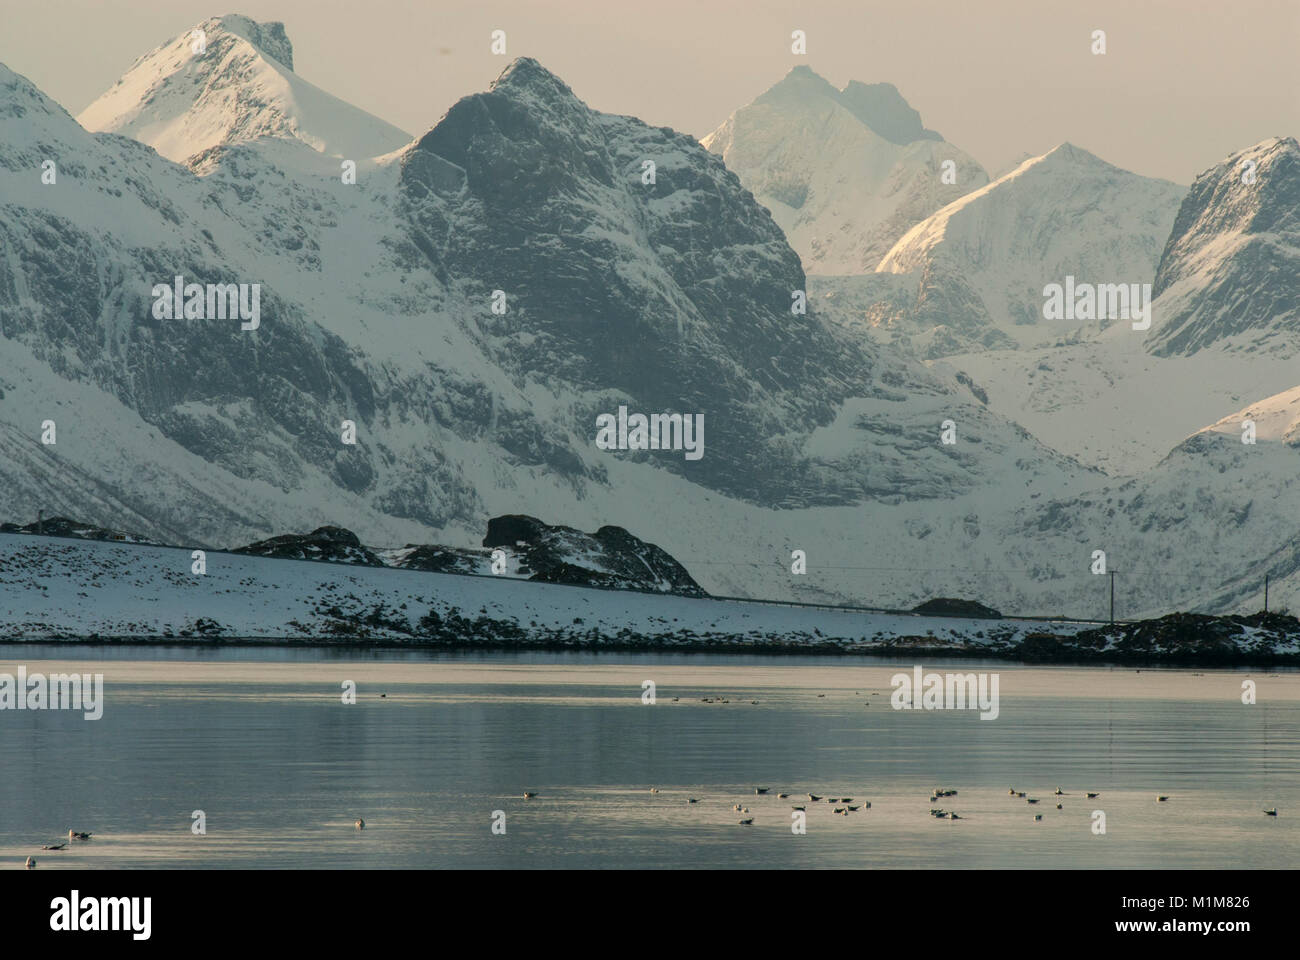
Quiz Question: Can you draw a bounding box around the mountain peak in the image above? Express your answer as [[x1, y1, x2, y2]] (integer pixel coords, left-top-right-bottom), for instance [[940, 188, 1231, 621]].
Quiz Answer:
[[1043, 141, 1102, 163], [837, 80, 942, 145], [704, 68, 988, 274], [208, 14, 294, 71], [489, 56, 580, 104], [754, 65, 840, 106], [752, 68, 944, 146], [77, 15, 410, 166]]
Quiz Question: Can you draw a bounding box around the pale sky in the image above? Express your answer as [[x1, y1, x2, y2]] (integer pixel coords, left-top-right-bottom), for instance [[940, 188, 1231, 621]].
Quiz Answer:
[[3, 0, 1297, 184]]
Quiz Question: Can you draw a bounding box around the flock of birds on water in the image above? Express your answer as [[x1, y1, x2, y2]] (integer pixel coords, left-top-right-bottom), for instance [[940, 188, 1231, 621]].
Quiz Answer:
[[509, 786, 1281, 827], [19, 791, 1283, 865], [13, 688, 1283, 866]]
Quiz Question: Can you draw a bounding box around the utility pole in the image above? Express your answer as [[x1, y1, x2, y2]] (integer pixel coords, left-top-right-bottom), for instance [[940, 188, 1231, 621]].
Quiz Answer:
[[1109, 570, 1115, 624]]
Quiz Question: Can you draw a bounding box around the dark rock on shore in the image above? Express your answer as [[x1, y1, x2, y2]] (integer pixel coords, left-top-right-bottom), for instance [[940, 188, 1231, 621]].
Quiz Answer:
[[912, 597, 1002, 619], [1012, 611, 1300, 664], [484, 514, 706, 597], [233, 526, 385, 566], [0, 516, 163, 545], [390, 544, 483, 575]]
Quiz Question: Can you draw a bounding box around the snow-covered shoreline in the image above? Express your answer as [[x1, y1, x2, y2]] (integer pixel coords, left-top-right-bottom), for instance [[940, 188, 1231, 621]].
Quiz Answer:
[[3, 533, 1296, 666]]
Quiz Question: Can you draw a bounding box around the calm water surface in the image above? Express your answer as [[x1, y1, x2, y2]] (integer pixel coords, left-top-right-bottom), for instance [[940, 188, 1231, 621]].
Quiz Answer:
[[1, 646, 1295, 869]]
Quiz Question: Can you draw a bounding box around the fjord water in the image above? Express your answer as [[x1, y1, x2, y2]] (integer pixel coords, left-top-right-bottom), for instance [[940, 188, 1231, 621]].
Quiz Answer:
[[1, 647, 1295, 869]]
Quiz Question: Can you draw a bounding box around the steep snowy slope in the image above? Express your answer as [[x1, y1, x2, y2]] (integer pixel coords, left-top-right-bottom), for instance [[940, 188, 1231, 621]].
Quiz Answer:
[[999, 384, 1300, 618], [872, 144, 1184, 357], [77, 14, 411, 165], [702, 67, 988, 274], [1146, 136, 1300, 358]]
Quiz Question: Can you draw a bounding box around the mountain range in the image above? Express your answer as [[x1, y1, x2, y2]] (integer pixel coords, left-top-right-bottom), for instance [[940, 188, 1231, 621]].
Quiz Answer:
[[1, 15, 1297, 621]]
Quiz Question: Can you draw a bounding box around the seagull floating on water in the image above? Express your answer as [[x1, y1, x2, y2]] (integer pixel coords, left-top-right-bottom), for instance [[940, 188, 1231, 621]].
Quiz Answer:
[[808, 794, 822, 802], [1086, 792, 1100, 798], [1156, 795, 1169, 802], [754, 788, 769, 795], [42, 843, 66, 851], [1264, 808, 1277, 816], [738, 818, 753, 825], [25, 857, 35, 869], [68, 830, 92, 841], [355, 818, 365, 830], [1033, 814, 1043, 821], [522, 792, 536, 800]]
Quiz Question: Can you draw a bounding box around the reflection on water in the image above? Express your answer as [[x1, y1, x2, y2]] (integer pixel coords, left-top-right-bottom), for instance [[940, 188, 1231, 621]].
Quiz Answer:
[[1, 647, 1295, 868]]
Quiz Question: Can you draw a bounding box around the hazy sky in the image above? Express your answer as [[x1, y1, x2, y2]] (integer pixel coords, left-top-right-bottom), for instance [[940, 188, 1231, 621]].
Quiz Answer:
[[3, 0, 1297, 184]]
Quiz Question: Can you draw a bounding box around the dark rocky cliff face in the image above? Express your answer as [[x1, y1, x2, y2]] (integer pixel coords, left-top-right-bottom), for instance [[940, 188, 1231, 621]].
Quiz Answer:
[[1148, 137, 1300, 357], [399, 58, 876, 503]]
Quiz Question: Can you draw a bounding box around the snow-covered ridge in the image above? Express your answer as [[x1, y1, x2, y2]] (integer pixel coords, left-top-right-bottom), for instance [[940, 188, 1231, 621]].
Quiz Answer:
[[76, 15, 411, 165], [868, 143, 1184, 356], [1198, 385, 1300, 446]]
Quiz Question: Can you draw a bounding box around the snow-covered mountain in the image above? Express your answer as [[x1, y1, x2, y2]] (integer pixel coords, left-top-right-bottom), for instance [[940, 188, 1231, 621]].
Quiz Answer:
[[702, 66, 988, 275], [0, 22, 1090, 597], [2, 17, 1297, 623], [77, 15, 411, 166], [932, 137, 1299, 475], [869, 143, 1184, 357], [1146, 136, 1300, 358]]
